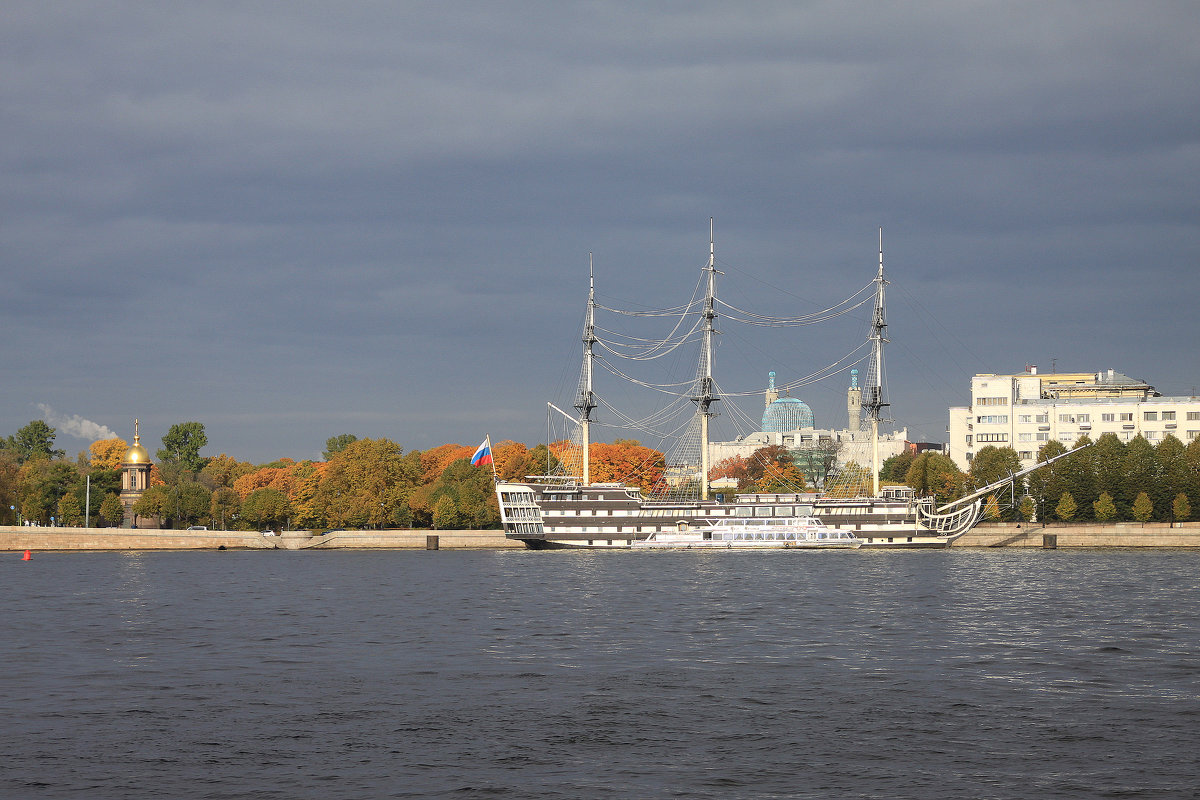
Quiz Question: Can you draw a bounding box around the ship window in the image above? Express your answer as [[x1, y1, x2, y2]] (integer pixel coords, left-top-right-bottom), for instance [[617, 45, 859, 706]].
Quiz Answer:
[[755, 507, 775, 517]]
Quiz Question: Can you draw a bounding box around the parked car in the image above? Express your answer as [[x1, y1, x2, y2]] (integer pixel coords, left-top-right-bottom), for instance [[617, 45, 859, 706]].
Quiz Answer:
[[187, 525, 208, 531], [261, 530, 278, 536]]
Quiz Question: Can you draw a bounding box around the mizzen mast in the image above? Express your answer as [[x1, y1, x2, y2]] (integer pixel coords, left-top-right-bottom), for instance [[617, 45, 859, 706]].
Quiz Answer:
[[575, 253, 598, 485], [864, 228, 890, 497]]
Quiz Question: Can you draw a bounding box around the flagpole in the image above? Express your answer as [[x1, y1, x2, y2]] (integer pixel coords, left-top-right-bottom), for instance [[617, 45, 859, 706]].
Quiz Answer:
[[487, 434, 497, 481]]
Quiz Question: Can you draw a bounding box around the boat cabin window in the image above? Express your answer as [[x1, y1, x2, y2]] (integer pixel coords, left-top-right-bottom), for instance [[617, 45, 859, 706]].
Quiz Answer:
[[754, 507, 775, 517]]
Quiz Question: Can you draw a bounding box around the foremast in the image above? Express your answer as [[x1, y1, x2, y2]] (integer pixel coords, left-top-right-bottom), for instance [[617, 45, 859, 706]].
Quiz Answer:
[[863, 228, 890, 497], [693, 219, 721, 500]]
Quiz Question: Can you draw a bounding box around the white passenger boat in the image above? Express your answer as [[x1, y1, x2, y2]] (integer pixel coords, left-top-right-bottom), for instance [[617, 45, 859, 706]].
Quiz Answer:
[[631, 516, 861, 549]]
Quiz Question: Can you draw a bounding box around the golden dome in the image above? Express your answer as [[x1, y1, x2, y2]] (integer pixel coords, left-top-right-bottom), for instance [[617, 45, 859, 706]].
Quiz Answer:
[[124, 420, 151, 464]]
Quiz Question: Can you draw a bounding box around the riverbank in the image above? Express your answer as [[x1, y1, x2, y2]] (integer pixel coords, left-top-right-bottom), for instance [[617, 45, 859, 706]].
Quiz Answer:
[[0, 525, 522, 551], [5, 522, 1200, 551]]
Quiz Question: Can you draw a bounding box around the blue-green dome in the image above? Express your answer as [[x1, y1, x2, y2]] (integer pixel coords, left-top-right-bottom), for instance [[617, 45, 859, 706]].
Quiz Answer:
[[762, 397, 815, 432]]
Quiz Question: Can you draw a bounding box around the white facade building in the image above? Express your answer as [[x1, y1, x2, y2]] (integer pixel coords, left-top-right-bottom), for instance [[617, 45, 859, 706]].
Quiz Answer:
[[948, 367, 1200, 471]]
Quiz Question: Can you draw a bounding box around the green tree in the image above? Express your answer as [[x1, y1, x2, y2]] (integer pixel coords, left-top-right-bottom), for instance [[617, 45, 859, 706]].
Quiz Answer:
[[0, 454, 19, 524], [210, 487, 241, 530], [880, 451, 915, 483], [242, 488, 289, 531], [175, 481, 212, 528], [57, 493, 83, 526], [1172, 492, 1190, 522], [1093, 492, 1118, 522], [99, 494, 125, 527], [1131, 491, 1154, 523], [157, 422, 209, 473], [1055, 492, 1077, 521], [1092, 433, 1128, 518], [132, 484, 172, 525], [903, 452, 964, 504], [17, 458, 79, 524], [1058, 436, 1096, 520], [7, 420, 66, 464], [1156, 436, 1189, 522], [1122, 436, 1158, 518], [432, 494, 458, 529], [1027, 441, 1068, 522], [323, 434, 358, 461], [969, 446, 1023, 493]]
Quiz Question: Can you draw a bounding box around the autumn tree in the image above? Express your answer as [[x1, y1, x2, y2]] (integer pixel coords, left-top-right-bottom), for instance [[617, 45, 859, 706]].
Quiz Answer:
[[1131, 491, 1154, 523], [200, 454, 256, 489], [89, 438, 128, 470], [1172, 492, 1190, 523], [1018, 496, 1035, 522], [588, 441, 666, 491], [1055, 492, 1077, 521], [1093, 492, 1118, 522], [319, 438, 418, 529], [432, 495, 458, 530], [984, 494, 1002, 520]]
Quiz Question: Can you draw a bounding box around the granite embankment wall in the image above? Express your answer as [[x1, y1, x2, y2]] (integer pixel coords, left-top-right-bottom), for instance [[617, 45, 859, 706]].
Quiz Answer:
[[958, 521, 1200, 547], [6, 523, 1200, 551], [0, 526, 520, 551]]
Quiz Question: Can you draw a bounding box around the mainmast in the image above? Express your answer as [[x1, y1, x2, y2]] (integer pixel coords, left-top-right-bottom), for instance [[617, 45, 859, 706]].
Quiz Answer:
[[864, 228, 890, 497], [575, 254, 598, 485], [694, 219, 721, 500]]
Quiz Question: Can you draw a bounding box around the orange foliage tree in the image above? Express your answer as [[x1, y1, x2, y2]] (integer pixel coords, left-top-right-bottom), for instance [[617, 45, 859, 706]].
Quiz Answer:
[[548, 440, 665, 491], [89, 438, 128, 470]]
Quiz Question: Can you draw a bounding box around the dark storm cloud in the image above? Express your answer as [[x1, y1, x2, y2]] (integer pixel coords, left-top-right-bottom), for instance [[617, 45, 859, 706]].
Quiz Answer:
[[2, 2, 1198, 460]]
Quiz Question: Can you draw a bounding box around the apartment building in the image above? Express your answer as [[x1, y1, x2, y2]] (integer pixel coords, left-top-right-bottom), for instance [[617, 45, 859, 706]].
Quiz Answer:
[[948, 367, 1200, 470]]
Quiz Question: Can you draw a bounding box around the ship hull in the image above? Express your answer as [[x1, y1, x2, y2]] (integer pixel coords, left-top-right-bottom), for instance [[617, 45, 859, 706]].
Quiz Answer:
[[496, 481, 979, 551]]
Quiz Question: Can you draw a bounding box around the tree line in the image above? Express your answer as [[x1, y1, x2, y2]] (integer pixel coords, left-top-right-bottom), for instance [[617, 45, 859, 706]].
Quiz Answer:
[[0, 421, 576, 531], [881, 432, 1200, 523]]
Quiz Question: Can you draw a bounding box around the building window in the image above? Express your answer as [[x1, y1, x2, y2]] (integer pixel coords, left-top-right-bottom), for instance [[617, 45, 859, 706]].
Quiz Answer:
[[965, 435, 973, 445], [1036, 414, 1049, 424], [1145, 411, 1158, 421], [1018, 433, 1033, 442], [976, 397, 1009, 406], [1059, 414, 1074, 423], [1018, 415, 1032, 423], [1120, 413, 1134, 422], [976, 433, 1008, 443], [1146, 431, 1161, 440], [1162, 411, 1176, 421], [1019, 451, 1033, 460], [1189, 431, 1200, 440], [1036, 433, 1049, 441], [1102, 413, 1115, 422], [1077, 414, 1090, 423], [977, 415, 1008, 424]]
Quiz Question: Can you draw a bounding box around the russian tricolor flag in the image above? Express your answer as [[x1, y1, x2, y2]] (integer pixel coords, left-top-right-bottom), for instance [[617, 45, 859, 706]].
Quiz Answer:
[[470, 436, 493, 466]]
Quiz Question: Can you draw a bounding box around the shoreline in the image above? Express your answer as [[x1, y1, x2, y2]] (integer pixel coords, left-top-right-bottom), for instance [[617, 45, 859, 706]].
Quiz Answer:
[[4, 522, 1200, 551]]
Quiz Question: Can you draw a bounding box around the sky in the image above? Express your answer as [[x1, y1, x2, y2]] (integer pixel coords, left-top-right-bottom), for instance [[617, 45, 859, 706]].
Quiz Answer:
[[3, 2, 1198, 464]]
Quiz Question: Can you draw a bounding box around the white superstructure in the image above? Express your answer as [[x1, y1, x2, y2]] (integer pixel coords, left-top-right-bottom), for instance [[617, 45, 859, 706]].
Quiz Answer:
[[949, 366, 1200, 470]]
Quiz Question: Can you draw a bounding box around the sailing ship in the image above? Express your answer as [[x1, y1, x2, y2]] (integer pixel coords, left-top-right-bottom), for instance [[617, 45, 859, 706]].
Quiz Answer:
[[496, 224, 1069, 549]]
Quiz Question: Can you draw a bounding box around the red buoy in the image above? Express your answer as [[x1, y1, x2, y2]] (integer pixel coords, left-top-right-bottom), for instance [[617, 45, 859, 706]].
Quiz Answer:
[[22, 550, 32, 561]]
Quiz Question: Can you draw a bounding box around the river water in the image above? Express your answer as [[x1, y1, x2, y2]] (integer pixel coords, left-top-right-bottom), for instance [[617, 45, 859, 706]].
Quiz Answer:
[[2, 549, 1198, 799]]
